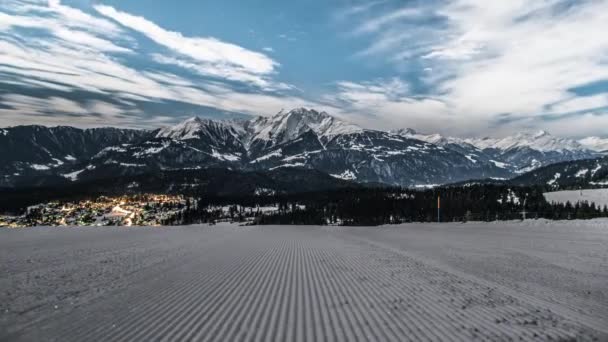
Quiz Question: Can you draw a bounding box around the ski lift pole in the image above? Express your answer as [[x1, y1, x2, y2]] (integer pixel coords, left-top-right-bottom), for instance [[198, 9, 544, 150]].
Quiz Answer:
[[437, 194, 441, 223]]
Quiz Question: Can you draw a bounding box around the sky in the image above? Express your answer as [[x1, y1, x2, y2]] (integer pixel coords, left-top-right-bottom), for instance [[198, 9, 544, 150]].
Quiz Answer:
[[1, 0, 608, 138]]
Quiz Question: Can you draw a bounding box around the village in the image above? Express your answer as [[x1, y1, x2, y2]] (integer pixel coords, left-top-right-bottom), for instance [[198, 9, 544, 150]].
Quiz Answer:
[[0, 194, 190, 228]]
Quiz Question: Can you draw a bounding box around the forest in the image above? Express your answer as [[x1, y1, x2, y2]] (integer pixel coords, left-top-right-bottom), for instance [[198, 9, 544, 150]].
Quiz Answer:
[[171, 184, 608, 226]]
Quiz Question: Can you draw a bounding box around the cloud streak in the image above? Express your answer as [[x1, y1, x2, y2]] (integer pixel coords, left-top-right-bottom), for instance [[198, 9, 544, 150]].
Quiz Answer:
[[2, 0, 608, 138], [0, 0, 327, 128], [341, 0, 608, 136], [95, 4, 283, 89]]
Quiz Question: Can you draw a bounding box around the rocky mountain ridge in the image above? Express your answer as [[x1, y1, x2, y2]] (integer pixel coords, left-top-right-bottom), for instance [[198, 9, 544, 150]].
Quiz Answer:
[[0, 108, 601, 188]]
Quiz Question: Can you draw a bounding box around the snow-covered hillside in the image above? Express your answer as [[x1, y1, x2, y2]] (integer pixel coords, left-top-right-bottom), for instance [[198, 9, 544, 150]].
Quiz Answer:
[[544, 188, 608, 208], [243, 108, 363, 148]]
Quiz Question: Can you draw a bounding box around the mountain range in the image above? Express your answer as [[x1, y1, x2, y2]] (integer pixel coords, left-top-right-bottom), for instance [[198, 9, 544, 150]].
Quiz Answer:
[[1, 108, 606, 188]]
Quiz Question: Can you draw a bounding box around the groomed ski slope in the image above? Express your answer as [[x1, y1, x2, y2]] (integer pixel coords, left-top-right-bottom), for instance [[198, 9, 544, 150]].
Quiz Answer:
[[545, 188, 608, 208], [1, 221, 607, 341]]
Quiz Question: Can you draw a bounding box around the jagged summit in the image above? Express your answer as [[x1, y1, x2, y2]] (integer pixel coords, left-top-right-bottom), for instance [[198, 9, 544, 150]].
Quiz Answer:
[[1, 108, 602, 188], [158, 108, 364, 150], [392, 128, 468, 147], [159, 113, 597, 158], [245, 108, 363, 146]]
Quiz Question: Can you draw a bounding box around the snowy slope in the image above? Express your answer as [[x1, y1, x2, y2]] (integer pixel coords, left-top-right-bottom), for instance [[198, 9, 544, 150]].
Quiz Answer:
[[2, 223, 606, 340], [243, 108, 363, 147], [392, 128, 468, 147], [156, 117, 244, 144], [544, 189, 608, 208]]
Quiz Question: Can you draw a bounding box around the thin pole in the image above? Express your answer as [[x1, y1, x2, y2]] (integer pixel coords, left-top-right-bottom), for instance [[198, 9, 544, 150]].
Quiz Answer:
[[437, 194, 441, 223]]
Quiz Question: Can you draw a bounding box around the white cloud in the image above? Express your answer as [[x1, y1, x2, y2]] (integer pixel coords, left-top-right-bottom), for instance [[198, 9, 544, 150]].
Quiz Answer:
[[0, 94, 162, 129], [324, 79, 453, 133], [333, 1, 388, 22], [549, 95, 608, 114], [94, 5, 278, 81], [3, 0, 608, 138], [151, 54, 293, 91], [0, 0, 314, 127], [344, 0, 608, 137], [354, 8, 425, 34]]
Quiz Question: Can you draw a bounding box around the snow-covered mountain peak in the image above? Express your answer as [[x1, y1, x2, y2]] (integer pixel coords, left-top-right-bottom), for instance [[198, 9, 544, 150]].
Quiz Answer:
[[392, 128, 466, 146], [246, 108, 363, 145], [156, 111, 597, 158], [156, 116, 242, 141], [579, 136, 608, 153], [392, 128, 417, 136], [465, 130, 586, 153]]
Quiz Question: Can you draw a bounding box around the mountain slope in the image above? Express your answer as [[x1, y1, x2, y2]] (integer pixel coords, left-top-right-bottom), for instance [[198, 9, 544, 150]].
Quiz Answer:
[[512, 157, 608, 189], [0, 126, 150, 186], [394, 128, 598, 174], [1, 108, 604, 189]]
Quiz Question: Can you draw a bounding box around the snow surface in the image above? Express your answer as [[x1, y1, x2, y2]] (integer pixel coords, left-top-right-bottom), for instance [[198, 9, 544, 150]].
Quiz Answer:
[[465, 154, 477, 163], [576, 168, 589, 178], [592, 163, 603, 176], [61, 169, 85, 181], [245, 108, 363, 146], [547, 172, 561, 185], [330, 170, 357, 180], [1, 222, 606, 340], [269, 162, 306, 170], [250, 149, 282, 163], [30, 164, 50, 171], [490, 159, 508, 168], [155, 117, 238, 141], [211, 149, 241, 162], [119, 162, 145, 167], [156, 108, 363, 153], [544, 188, 608, 208], [133, 141, 171, 157]]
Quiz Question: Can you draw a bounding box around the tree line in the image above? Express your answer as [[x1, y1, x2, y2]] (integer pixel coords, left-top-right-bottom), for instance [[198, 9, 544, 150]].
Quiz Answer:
[[173, 185, 608, 226]]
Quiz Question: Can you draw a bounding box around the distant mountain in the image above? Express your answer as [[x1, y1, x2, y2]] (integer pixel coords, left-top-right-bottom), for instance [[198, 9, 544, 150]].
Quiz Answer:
[[579, 137, 608, 154], [0, 126, 150, 187], [394, 128, 599, 175], [0, 108, 603, 189]]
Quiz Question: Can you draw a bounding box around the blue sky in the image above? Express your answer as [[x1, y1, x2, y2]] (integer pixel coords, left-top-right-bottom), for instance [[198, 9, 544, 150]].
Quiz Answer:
[[1, 0, 608, 137]]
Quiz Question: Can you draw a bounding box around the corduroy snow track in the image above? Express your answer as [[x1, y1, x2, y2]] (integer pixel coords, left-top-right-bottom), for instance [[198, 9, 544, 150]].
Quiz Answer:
[[1, 222, 607, 341]]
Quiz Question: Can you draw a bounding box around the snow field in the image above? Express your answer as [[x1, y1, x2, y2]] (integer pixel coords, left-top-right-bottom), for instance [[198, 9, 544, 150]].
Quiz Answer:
[[544, 188, 608, 208], [1, 222, 606, 341]]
